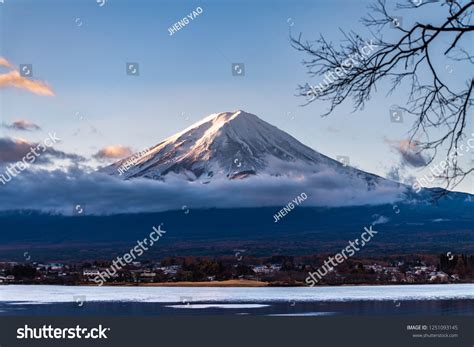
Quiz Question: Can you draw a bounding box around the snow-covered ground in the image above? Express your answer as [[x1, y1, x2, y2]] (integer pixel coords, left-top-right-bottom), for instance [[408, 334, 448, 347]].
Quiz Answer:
[[1, 284, 473, 304]]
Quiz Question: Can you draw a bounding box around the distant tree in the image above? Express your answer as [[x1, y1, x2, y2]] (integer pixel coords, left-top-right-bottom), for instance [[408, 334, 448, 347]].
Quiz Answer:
[[235, 264, 254, 277], [280, 256, 295, 271], [454, 257, 467, 277], [8, 264, 36, 279], [160, 257, 179, 266], [467, 255, 474, 276], [175, 270, 194, 282], [439, 252, 458, 273]]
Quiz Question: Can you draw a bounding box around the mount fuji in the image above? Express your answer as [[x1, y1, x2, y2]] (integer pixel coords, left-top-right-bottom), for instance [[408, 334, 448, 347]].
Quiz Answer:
[[103, 110, 392, 190], [1, 111, 472, 260]]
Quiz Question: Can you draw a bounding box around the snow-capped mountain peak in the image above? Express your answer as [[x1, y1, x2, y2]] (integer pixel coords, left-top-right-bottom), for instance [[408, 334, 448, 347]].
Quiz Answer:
[[102, 110, 379, 184]]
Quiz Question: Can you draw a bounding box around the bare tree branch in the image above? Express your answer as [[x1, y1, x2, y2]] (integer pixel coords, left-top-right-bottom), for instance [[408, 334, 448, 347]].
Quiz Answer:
[[292, 0, 473, 194]]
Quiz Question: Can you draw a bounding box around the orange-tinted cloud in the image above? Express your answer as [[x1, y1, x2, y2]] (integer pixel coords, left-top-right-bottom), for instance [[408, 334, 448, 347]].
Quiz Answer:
[[3, 119, 41, 131], [0, 57, 14, 69], [94, 145, 133, 160], [0, 70, 54, 96], [0, 57, 54, 96], [385, 138, 428, 168]]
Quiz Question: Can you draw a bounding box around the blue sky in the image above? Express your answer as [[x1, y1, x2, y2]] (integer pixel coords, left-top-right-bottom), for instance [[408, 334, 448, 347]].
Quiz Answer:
[[0, 0, 472, 193]]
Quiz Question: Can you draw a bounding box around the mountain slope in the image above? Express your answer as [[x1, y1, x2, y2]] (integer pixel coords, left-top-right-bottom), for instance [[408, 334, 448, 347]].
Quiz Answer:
[[1, 199, 473, 260], [103, 110, 387, 188]]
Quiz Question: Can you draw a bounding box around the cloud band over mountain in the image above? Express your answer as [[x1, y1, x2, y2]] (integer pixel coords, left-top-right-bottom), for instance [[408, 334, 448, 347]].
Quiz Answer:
[[0, 168, 406, 215]]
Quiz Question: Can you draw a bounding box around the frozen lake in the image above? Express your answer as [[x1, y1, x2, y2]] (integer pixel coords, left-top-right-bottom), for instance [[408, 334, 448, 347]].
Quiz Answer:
[[1, 283, 473, 316]]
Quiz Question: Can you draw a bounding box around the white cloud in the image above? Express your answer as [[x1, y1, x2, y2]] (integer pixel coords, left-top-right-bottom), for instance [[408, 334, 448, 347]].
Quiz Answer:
[[0, 167, 407, 215]]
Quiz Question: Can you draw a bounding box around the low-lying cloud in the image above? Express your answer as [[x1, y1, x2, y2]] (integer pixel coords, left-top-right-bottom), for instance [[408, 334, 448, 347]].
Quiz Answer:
[[0, 167, 407, 215], [0, 137, 85, 165]]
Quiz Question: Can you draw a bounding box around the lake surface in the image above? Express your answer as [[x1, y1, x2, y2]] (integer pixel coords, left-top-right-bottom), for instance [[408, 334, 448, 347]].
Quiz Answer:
[[1, 283, 473, 316]]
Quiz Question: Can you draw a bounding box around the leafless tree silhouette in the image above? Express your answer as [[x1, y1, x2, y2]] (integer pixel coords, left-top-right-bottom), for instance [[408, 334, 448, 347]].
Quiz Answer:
[[292, 0, 473, 193]]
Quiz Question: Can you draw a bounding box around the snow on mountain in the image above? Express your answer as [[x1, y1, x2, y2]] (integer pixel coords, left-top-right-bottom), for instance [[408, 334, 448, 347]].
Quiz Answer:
[[102, 110, 393, 189]]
